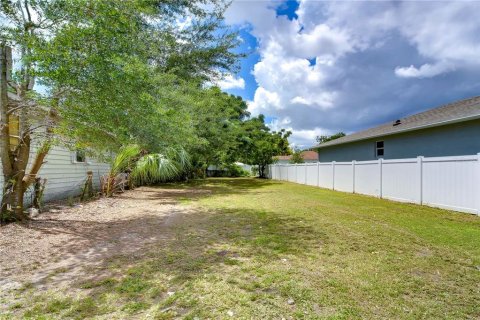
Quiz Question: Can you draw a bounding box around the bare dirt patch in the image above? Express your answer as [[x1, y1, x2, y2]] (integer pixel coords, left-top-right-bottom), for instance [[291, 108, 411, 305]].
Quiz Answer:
[[0, 186, 202, 297]]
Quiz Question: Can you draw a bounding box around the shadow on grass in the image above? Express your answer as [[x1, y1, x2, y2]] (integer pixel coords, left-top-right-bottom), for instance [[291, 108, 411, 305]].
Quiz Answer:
[[13, 178, 324, 319]]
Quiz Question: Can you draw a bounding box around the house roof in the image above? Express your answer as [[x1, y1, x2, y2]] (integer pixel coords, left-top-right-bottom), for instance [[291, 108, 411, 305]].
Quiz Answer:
[[316, 96, 480, 149], [300, 150, 319, 160], [275, 150, 318, 161]]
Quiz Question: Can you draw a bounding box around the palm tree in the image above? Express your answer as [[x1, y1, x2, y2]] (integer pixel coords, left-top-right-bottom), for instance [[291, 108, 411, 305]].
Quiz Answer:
[[102, 145, 190, 196]]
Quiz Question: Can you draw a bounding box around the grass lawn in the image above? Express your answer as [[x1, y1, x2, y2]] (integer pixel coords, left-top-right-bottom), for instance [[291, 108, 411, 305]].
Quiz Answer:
[[3, 178, 480, 319]]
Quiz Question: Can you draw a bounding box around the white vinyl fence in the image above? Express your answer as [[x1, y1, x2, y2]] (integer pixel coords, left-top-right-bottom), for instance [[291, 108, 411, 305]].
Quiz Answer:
[[269, 154, 480, 215]]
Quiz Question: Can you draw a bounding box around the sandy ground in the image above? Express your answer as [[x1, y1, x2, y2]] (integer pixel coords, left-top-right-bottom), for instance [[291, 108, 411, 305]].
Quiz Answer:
[[0, 186, 206, 298]]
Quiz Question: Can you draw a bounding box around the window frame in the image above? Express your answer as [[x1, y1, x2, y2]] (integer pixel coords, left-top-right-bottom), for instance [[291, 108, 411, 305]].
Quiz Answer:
[[375, 140, 384, 158], [74, 149, 87, 164]]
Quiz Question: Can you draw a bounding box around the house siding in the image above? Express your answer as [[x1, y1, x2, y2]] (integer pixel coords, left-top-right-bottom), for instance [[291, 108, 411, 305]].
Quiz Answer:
[[0, 145, 110, 202], [318, 119, 480, 162]]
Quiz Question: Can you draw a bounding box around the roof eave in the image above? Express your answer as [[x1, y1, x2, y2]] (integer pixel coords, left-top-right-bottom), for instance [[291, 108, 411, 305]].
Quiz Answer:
[[315, 114, 480, 149]]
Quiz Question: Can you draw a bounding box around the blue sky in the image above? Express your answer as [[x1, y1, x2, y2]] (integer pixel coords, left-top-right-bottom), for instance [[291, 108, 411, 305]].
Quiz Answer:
[[219, 0, 480, 148]]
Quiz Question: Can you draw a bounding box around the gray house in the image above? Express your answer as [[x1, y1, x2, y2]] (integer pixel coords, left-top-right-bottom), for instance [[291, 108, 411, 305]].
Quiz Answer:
[[315, 96, 480, 162]]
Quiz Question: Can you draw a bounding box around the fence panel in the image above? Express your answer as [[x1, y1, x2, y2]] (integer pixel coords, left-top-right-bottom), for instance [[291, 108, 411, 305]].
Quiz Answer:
[[355, 161, 380, 197], [287, 166, 296, 182], [270, 153, 480, 215], [422, 156, 478, 213], [306, 164, 318, 186], [280, 166, 288, 181], [318, 163, 334, 189], [334, 162, 354, 192], [382, 158, 420, 203], [296, 164, 306, 184]]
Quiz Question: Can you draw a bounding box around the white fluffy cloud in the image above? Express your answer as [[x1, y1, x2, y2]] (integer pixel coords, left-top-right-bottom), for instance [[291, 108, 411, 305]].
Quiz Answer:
[[395, 62, 456, 79], [217, 74, 246, 90], [226, 0, 480, 147]]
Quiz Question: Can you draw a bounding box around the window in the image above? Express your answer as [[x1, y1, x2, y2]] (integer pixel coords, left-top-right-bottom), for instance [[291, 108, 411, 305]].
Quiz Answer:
[[75, 150, 86, 163], [375, 141, 384, 157]]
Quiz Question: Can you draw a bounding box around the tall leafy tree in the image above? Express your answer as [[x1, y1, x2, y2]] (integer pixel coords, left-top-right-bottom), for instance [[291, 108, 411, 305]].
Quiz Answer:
[[187, 87, 249, 174], [0, 0, 240, 222], [239, 115, 292, 178]]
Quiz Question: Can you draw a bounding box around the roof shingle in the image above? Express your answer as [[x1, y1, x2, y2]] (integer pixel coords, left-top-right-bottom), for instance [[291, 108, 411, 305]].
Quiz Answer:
[[316, 96, 480, 148], [275, 150, 318, 161]]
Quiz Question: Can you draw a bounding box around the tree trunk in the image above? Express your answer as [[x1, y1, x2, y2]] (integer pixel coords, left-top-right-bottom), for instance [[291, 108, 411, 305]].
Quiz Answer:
[[0, 44, 13, 224], [0, 43, 55, 223], [258, 164, 266, 179], [33, 178, 45, 210], [13, 175, 27, 220], [1, 178, 14, 224]]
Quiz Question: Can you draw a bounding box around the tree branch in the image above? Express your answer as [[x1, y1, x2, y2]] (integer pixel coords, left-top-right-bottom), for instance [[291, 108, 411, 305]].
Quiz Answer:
[[24, 0, 32, 23]]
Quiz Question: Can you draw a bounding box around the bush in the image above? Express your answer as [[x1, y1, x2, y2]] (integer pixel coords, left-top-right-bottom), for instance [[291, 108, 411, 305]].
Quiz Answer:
[[225, 164, 250, 177], [207, 164, 250, 177]]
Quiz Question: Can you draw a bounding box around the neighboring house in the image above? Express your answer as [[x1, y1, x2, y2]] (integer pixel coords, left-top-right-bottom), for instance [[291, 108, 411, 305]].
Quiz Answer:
[[315, 96, 480, 162], [0, 92, 110, 202], [275, 151, 319, 164], [0, 146, 110, 202]]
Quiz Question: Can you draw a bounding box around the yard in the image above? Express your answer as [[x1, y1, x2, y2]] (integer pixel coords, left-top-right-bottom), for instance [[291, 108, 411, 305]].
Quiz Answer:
[[1, 178, 479, 319]]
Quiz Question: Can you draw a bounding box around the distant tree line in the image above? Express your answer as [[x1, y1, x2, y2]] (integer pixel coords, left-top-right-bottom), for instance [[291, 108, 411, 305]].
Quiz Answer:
[[316, 132, 346, 144]]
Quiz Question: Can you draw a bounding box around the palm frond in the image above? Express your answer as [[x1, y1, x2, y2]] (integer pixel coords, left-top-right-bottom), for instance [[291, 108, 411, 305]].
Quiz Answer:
[[165, 147, 191, 171], [110, 144, 141, 176], [132, 153, 182, 185]]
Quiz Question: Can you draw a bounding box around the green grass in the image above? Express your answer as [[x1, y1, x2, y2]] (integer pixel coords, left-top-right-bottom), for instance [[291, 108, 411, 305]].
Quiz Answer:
[[7, 178, 480, 319]]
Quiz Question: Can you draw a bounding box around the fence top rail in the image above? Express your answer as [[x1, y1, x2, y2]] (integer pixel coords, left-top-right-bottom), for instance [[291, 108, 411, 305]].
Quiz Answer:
[[272, 153, 479, 166], [382, 158, 418, 164], [355, 160, 381, 165], [422, 155, 478, 162]]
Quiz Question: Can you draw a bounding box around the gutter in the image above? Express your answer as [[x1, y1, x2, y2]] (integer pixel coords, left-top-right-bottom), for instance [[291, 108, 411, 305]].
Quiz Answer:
[[315, 114, 480, 149]]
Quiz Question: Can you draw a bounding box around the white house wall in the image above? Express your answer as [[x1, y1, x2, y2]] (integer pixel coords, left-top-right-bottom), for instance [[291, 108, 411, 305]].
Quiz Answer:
[[0, 145, 110, 202]]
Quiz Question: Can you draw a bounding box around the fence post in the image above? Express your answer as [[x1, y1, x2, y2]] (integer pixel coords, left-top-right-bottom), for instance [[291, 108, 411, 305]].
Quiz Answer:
[[305, 163, 308, 184], [286, 164, 288, 181], [317, 162, 320, 187], [332, 161, 336, 190], [418, 156, 424, 205], [352, 160, 356, 193], [379, 158, 383, 198], [295, 163, 298, 183], [477, 153, 480, 215]]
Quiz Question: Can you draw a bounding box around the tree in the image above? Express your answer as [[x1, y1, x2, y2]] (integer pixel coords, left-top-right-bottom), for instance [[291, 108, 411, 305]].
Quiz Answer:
[[187, 87, 249, 175], [239, 115, 291, 178], [316, 132, 346, 144], [289, 150, 305, 164], [0, 0, 59, 221], [36, 0, 241, 152], [0, 0, 240, 222]]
